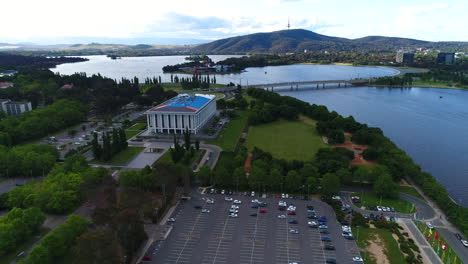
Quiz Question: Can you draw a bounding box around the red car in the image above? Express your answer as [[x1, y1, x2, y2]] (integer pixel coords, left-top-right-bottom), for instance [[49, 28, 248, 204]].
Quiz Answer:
[[259, 209, 267, 213], [143, 256, 152, 261], [278, 206, 286, 211], [276, 194, 282, 198], [287, 211, 296, 215]]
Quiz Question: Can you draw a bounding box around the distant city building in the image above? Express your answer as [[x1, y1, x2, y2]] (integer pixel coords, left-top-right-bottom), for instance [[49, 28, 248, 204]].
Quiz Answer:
[[396, 51, 414, 65], [0, 70, 18, 77], [146, 94, 216, 134], [0, 82, 14, 89], [0, 99, 32, 116], [437, 52, 455, 64]]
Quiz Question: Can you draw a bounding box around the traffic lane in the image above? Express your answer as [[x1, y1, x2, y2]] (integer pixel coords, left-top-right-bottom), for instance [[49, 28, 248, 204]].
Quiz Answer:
[[436, 227, 468, 263], [341, 191, 411, 219], [404, 220, 443, 264], [0, 177, 41, 195], [399, 193, 435, 220]]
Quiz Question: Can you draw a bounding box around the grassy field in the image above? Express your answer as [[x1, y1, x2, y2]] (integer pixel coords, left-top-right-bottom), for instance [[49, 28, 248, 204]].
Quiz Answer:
[[125, 122, 147, 138], [206, 111, 249, 152], [398, 185, 424, 200], [0, 228, 50, 264], [108, 147, 144, 164], [415, 221, 464, 264], [244, 117, 327, 161], [153, 149, 202, 167], [352, 192, 415, 213], [353, 226, 407, 264]]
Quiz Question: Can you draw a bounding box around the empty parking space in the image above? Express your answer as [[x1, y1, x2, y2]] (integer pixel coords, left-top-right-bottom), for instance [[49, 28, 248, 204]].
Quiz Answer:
[[149, 192, 361, 264]]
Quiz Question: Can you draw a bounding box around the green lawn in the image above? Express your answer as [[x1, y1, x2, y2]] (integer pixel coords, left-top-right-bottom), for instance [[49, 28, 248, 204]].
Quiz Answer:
[[353, 226, 407, 264], [108, 147, 144, 164], [153, 149, 202, 167], [125, 123, 147, 139], [244, 117, 327, 161], [206, 111, 249, 152], [412, 80, 468, 89], [415, 221, 464, 264], [0, 228, 50, 264], [352, 192, 415, 213], [398, 185, 424, 200]]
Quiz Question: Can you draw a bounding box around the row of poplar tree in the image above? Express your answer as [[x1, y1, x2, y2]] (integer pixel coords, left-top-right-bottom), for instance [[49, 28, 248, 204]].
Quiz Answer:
[[91, 128, 128, 161]]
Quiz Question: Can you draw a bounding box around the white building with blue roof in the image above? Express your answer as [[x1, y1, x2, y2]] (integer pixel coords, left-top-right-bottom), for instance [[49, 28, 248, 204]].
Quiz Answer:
[[146, 94, 217, 134]]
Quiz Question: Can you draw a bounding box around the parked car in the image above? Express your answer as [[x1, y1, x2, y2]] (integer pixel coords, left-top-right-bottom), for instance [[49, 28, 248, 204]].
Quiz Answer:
[[288, 220, 298, 224], [250, 213, 257, 217], [287, 211, 296, 215], [233, 200, 242, 204], [461, 239, 468, 247], [320, 230, 330, 234], [324, 245, 335, 250], [326, 259, 336, 264], [194, 205, 202, 209], [277, 214, 286, 219], [167, 218, 176, 223], [143, 256, 152, 261], [321, 237, 332, 242], [201, 209, 210, 213], [259, 209, 267, 213], [426, 222, 434, 229], [289, 229, 299, 234], [224, 197, 233, 201], [353, 257, 364, 262]]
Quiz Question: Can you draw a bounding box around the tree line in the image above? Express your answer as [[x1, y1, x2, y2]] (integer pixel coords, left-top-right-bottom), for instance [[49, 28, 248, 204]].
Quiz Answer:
[[0, 144, 58, 178], [91, 128, 128, 162], [0, 207, 45, 257], [0, 99, 87, 146]]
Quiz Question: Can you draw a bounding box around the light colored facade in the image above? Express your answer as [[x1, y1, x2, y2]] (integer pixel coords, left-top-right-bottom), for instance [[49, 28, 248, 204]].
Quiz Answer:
[[0, 99, 32, 116], [146, 94, 216, 134]]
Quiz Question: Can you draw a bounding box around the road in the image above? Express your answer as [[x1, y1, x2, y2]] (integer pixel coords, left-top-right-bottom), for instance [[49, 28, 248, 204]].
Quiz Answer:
[[0, 177, 43, 195]]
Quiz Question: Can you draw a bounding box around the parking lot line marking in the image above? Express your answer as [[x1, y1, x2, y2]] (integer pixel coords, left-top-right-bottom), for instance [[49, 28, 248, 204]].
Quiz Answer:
[[174, 208, 205, 264], [211, 214, 232, 264]]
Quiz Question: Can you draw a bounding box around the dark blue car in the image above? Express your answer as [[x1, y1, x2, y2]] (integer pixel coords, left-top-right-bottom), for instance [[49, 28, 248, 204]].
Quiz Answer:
[[321, 236, 332, 242], [288, 220, 298, 224]]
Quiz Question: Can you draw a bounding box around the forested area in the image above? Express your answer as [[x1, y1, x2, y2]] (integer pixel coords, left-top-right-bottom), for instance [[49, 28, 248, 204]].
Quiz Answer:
[[0, 207, 45, 257], [0, 99, 87, 146], [0, 53, 86, 70], [241, 87, 468, 236], [5, 154, 108, 213], [19, 214, 89, 264], [0, 144, 58, 177]]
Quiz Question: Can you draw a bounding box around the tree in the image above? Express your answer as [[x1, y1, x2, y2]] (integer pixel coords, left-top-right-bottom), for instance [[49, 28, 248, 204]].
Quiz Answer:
[[269, 168, 283, 190], [194, 139, 200, 151], [321, 173, 340, 196], [73, 229, 123, 264], [285, 170, 301, 192], [336, 168, 352, 185], [195, 166, 212, 186], [373, 173, 398, 199]]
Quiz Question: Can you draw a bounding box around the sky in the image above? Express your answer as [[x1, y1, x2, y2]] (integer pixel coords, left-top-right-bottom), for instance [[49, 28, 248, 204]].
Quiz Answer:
[[1, 0, 467, 45]]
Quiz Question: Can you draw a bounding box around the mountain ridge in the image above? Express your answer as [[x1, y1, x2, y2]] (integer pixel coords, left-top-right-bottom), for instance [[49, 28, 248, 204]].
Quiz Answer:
[[192, 29, 468, 53]]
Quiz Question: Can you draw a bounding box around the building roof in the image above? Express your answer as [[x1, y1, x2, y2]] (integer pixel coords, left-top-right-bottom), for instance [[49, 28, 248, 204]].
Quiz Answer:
[[0, 82, 13, 87], [148, 94, 215, 113], [6, 101, 30, 105]]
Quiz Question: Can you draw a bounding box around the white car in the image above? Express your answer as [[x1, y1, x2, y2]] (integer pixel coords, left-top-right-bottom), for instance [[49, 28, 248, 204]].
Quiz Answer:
[[461, 239, 468, 247], [281, 193, 286, 199], [252, 199, 259, 203], [319, 225, 328, 229], [233, 200, 242, 204], [225, 197, 233, 201], [221, 190, 225, 195], [201, 209, 210, 213], [229, 213, 238, 217], [377, 206, 382, 211], [278, 201, 286, 206], [287, 206, 296, 211], [229, 208, 239, 213], [308, 221, 318, 226], [251, 191, 255, 197], [206, 199, 215, 204], [426, 222, 434, 229], [231, 205, 239, 209], [277, 214, 286, 218], [332, 195, 341, 200], [353, 257, 363, 262]]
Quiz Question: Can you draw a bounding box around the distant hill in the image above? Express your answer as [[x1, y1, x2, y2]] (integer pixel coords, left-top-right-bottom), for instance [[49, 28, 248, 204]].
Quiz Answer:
[[192, 29, 468, 53]]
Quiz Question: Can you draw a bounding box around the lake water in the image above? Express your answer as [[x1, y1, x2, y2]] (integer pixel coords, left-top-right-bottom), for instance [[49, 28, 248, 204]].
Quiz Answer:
[[52, 55, 399, 84], [52, 55, 468, 207]]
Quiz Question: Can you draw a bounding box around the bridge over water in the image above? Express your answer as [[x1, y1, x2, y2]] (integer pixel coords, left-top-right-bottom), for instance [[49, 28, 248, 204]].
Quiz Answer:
[[243, 78, 370, 91]]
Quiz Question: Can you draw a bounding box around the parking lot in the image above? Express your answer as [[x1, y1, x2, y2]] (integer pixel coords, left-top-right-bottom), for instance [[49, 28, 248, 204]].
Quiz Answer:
[[148, 192, 362, 264]]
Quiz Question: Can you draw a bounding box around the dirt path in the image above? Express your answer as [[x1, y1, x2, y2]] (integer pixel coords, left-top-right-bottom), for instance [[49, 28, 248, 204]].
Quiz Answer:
[[368, 235, 390, 264]]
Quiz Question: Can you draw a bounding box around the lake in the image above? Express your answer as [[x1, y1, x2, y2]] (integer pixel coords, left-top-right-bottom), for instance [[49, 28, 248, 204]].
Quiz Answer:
[[52, 55, 468, 207], [51, 55, 399, 84]]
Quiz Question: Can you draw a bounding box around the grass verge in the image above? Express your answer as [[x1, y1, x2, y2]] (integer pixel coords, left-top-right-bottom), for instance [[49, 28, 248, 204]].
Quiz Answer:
[[352, 192, 415, 213], [108, 147, 145, 164], [245, 116, 327, 161], [415, 220, 464, 264], [398, 185, 424, 200], [125, 122, 147, 138], [206, 111, 248, 152]]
